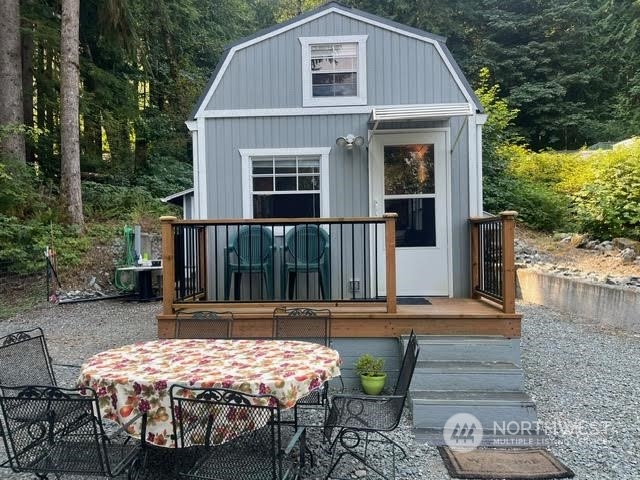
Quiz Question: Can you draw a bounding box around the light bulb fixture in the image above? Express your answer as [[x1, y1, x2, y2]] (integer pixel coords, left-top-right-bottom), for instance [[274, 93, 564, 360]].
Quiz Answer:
[[336, 134, 365, 149]]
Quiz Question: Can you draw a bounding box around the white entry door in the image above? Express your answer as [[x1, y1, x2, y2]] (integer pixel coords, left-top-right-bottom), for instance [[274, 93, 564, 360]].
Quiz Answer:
[[370, 131, 450, 296]]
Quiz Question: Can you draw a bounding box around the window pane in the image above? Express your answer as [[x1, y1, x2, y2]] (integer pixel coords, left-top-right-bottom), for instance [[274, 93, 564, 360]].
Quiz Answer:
[[312, 84, 333, 97], [298, 158, 319, 173], [385, 198, 436, 247], [274, 158, 296, 174], [333, 43, 357, 57], [275, 176, 296, 191], [298, 175, 319, 191], [253, 177, 273, 191], [312, 73, 333, 85], [252, 159, 273, 175], [253, 193, 320, 218], [384, 144, 435, 195]]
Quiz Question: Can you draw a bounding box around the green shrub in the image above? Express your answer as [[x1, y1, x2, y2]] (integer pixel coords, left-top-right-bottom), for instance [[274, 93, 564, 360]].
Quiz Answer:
[[573, 140, 640, 239], [134, 155, 192, 198], [0, 160, 48, 219], [82, 181, 178, 223]]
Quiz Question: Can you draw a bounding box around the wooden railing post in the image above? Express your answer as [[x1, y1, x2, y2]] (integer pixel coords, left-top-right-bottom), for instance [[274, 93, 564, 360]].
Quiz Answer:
[[160, 216, 177, 315], [500, 211, 518, 314], [384, 213, 398, 314]]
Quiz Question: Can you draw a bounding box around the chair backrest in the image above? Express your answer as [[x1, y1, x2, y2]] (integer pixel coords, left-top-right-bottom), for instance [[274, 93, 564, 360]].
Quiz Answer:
[[393, 330, 420, 396], [170, 385, 282, 475], [272, 307, 330, 346], [231, 225, 273, 266], [0, 328, 56, 390], [0, 385, 130, 476], [175, 311, 234, 339], [284, 225, 329, 264]]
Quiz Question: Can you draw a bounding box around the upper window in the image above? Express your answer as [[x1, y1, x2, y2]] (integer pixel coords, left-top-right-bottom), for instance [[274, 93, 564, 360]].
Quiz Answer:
[[300, 36, 367, 107]]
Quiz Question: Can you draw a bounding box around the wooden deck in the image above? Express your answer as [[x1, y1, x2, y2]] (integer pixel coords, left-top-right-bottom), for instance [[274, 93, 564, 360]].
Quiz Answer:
[[157, 298, 521, 339]]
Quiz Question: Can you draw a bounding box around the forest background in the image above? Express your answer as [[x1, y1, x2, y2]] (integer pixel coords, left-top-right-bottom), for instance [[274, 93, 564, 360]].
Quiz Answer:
[[0, 0, 639, 302]]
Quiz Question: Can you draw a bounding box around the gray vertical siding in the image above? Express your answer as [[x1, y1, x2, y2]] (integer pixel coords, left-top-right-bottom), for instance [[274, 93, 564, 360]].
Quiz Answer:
[[449, 116, 471, 297], [205, 12, 468, 110], [205, 114, 370, 219]]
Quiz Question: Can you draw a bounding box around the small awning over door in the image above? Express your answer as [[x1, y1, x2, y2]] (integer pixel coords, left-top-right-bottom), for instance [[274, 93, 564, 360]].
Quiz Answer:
[[368, 103, 474, 131]]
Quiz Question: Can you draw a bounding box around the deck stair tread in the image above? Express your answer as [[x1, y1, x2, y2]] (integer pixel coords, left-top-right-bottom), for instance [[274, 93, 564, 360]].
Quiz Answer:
[[416, 361, 521, 371], [411, 390, 534, 404]]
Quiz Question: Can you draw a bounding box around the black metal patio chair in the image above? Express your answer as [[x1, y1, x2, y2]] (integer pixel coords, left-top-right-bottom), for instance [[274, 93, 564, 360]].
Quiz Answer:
[[170, 385, 305, 480], [273, 307, 339, 428], [0, 328, 57, 389], [322, 330, 419, 480], [0, 385, 142, 479], [174, 310, 234, 339]]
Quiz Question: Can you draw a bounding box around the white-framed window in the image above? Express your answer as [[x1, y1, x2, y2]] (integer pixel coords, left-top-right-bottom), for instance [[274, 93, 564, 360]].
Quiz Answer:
[[240, 148, 331, 219], [300, 35, 367, 107]]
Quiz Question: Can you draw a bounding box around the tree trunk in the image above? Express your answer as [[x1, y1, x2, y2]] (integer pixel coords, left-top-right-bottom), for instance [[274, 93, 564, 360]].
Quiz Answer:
[[0, 0, 26, 163], [22, 16, 35, 164], [59, 0, 85, 230]]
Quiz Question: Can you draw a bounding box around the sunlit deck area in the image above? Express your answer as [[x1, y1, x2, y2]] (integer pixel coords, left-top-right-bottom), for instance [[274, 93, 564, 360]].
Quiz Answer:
[[157, 213, 521, 339]]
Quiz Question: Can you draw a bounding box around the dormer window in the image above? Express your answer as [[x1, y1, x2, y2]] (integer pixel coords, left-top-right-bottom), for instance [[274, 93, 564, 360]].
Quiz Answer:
[[300, 35, 367, 107]]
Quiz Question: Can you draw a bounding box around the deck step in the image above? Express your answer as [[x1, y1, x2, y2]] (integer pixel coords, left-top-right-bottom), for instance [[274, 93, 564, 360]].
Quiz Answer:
[[409, 335, 521, 365], [412, 361, 524, 391], [410, 390, 537, 431]]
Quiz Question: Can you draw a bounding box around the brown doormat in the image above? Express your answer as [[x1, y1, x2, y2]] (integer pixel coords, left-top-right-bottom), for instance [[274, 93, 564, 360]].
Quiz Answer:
[[438, 446, 575, 479]]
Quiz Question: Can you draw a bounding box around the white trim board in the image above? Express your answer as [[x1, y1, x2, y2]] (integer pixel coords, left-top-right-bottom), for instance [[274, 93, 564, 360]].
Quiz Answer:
[[193, 6, 479, 119], [199, 103, 474, 119]]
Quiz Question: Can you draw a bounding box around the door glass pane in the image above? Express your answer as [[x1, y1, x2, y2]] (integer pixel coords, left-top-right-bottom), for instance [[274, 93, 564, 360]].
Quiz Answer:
[[385, 198, 436, 247], [384, 144, 434, 195], [253, 177, 273, 192]]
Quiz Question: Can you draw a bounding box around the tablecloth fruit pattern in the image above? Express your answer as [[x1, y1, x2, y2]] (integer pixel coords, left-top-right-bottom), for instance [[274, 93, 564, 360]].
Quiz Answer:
[[77, 338, 341, 447]]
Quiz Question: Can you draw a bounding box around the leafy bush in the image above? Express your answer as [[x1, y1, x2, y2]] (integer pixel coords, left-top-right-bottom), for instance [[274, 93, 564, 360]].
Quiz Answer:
[[573, 140, 640, 239], [134, 155, 192, 198], [483, 144, 574, 232], [82, 181, 178, 223], [0, 160, 49, 219]]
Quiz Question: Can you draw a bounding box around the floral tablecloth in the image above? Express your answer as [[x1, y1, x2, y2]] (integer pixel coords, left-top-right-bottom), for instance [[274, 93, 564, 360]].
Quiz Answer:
[[77, 338, 341, 447]]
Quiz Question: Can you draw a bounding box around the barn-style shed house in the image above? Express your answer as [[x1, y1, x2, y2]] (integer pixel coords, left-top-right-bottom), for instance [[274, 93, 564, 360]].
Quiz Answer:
[[158, 2, 534, 437]]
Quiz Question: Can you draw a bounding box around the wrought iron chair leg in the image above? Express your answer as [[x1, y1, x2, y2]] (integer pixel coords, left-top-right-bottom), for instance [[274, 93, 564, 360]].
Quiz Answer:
[[324, 449, 393, 480], [377, 431, 408, 459]]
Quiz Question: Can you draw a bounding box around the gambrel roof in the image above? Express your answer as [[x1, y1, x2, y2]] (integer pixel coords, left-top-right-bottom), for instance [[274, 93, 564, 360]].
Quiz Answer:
[[190, 1, 482, 120]]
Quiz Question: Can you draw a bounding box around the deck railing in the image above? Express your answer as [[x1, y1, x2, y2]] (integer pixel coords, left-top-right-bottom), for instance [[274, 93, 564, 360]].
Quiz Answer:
[[470, 211, 517, 314], [160, 215, 398, 314]]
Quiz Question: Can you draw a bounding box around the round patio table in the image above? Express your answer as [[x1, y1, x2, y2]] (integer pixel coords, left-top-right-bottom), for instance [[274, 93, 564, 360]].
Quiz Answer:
[[77, 338, 341, 447]]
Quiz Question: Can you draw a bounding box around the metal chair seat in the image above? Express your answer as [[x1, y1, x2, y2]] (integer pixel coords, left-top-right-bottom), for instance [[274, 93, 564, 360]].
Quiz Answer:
[[322, 331, 419, 480], [0, 385, 142, 479], [171, 386, 305, 480]]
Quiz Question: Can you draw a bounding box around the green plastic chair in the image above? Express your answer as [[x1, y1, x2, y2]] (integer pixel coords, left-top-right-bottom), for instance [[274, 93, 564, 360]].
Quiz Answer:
[[224, 225, 274, 300], [281, 225, 330, 300]]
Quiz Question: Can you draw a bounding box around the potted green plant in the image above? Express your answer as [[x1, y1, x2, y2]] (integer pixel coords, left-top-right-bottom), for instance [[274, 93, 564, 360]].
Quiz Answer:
[[354, 353, 387, 395]]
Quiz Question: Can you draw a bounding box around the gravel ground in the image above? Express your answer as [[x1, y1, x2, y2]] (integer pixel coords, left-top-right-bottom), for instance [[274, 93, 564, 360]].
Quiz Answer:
[[0, 299, 638, 479]]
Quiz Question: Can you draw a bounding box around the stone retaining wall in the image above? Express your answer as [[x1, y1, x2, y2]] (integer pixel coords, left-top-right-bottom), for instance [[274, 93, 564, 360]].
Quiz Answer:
[[516, 268, 640, 332]]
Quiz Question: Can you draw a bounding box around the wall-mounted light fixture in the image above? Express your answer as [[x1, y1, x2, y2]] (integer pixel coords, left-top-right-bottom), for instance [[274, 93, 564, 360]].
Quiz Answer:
[[335, 134, 365, 149]]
